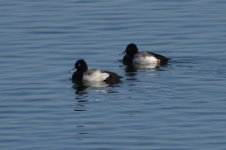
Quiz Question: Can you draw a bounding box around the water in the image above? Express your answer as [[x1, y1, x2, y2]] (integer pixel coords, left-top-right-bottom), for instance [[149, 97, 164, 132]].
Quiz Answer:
[[1, 0, 226, 149]]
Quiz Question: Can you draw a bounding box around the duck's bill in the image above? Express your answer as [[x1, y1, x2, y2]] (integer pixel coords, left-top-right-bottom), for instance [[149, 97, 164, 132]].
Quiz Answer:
[[69, 68, 75, 73], [119, 50, 126, 55]]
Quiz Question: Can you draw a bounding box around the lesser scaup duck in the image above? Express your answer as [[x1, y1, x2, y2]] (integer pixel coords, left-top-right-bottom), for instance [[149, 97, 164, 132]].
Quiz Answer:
[[72, 59, 121, 85], [123, 43, 170, 67]]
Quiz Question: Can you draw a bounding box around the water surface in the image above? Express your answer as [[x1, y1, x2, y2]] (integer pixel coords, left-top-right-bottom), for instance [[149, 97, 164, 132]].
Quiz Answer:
[[1, 0, 226, 149]]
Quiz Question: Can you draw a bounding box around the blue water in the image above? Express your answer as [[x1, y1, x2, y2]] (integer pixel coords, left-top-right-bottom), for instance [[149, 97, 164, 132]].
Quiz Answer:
[[1, 0, 226, 149]]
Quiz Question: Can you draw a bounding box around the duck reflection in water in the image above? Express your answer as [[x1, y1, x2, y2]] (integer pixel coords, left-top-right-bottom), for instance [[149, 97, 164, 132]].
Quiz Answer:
[[73, 81, 109, 93]]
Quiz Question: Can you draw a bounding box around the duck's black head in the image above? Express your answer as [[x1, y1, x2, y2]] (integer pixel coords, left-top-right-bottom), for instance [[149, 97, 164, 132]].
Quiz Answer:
[[125, 43, 139, 57], [75, 59, 88, 73]]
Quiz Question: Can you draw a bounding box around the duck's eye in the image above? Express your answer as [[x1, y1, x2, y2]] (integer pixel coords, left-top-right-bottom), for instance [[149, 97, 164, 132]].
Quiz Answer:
[[78, 64, 81, 67]]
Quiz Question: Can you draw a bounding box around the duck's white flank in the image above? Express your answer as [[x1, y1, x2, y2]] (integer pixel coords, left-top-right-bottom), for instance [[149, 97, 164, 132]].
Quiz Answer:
[[83, 69, 109, 82], [133, 52, 159, 65]]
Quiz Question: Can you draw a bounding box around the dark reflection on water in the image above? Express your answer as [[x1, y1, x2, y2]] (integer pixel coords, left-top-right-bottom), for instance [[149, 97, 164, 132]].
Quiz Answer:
[[74, 100, 87, 112], [124, 64, 138, 74], [73, 85, 88, 111], [72, 83, 88, 94]]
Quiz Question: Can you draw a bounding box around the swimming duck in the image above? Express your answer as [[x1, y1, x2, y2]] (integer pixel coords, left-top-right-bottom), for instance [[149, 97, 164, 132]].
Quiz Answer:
[[123, 43, 170, 67], [72, 59, 121, 85]]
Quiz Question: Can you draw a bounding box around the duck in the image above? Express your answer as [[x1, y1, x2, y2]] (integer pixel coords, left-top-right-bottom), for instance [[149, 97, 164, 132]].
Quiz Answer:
[[72, 59, 121, 85], [123, 43, 170, 67]]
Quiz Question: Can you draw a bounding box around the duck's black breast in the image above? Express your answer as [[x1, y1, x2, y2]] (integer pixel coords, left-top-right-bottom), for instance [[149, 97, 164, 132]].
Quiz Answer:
[[72, 71, 84, 83], [123, 55, 133, 65]]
